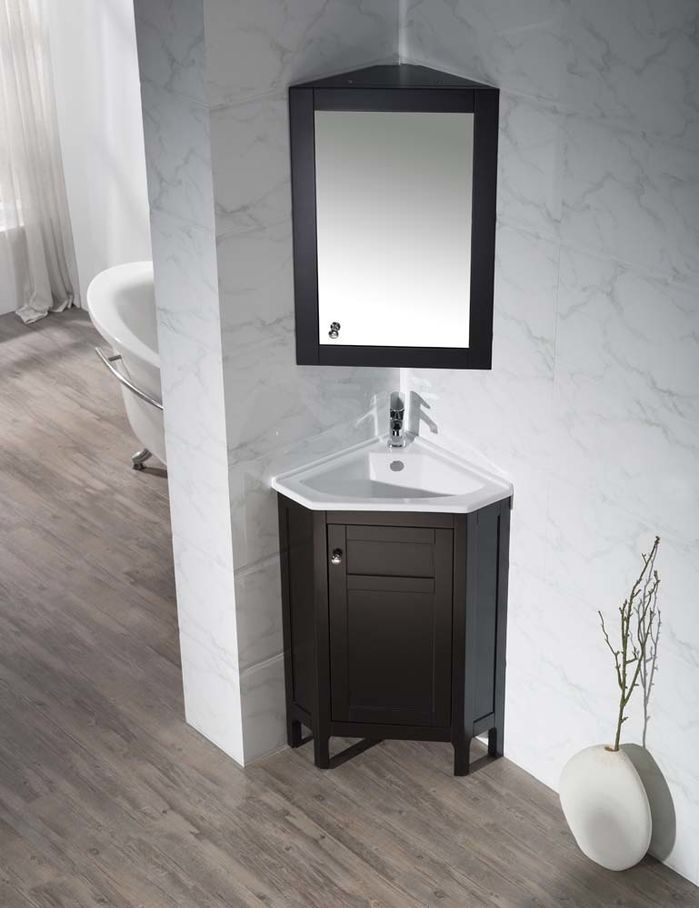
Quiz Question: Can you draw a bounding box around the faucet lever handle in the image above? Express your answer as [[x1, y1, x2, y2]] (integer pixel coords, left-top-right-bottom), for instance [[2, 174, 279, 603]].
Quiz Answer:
[[389, 391, 405, 417]]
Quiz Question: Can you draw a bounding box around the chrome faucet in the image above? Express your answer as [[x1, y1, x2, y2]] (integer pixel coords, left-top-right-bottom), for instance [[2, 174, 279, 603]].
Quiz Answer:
[[388, 391, 406, 448]]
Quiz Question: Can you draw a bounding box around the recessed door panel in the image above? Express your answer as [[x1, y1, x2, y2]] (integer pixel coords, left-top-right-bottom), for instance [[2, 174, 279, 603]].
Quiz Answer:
[[328, 524, 453, 727]]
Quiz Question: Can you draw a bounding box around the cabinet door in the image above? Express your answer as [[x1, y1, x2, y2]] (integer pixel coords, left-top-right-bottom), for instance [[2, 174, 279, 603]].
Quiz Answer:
[[328, 523, 453, 727]]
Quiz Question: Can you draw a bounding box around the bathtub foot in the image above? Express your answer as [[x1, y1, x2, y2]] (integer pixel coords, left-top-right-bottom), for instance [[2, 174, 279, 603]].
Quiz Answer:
[[131, 448, 153, 471]]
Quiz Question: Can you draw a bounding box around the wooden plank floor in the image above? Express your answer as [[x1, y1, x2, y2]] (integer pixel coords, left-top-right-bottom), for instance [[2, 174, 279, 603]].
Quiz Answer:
[[0, 309, 697, 908]]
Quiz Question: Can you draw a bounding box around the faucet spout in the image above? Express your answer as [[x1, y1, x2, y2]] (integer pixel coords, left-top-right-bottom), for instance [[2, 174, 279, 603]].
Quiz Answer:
[[388, 391, 406, 448]]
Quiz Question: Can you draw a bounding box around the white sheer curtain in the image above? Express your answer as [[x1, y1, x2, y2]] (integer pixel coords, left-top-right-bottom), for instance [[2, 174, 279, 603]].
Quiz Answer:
[[0, 0, 77, 323]]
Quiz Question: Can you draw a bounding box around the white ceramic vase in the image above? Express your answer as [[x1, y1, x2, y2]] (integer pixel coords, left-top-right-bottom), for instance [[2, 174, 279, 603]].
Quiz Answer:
[[559, 745, 652, 871]]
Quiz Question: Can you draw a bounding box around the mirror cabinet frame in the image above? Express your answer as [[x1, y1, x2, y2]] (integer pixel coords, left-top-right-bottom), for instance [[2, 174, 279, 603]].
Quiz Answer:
[[288, 65, 499, 370]]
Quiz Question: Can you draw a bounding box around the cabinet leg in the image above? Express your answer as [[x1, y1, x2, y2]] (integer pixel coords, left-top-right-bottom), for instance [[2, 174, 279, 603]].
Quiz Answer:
[[313, 735, 330, 769], [488, 725, 503, 759], [287, 718, 303, 749], [453, 736, 471, 776]]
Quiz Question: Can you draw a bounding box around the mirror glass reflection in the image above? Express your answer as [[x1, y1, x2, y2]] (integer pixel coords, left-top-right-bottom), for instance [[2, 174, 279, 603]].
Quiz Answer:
[[314, 110, 474, 349]]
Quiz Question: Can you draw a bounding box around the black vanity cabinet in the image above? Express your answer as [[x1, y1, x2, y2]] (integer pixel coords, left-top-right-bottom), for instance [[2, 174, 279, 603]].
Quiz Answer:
[[277, 496, 511, 775]]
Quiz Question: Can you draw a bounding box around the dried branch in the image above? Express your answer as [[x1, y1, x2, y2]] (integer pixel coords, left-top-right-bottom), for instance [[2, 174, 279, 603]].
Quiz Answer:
[[598, 537, 661, 751], [639, 580, 662, 748], [598, 611, 622, 688]]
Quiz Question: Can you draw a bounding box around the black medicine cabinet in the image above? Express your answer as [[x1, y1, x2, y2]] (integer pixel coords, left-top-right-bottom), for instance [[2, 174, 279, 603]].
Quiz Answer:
[[289, 64, 499, 370]]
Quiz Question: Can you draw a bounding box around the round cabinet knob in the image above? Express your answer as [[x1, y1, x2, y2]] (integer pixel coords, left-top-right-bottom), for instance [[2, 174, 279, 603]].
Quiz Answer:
[[330, 549, 343, 565], [328, 321, 341, 339]]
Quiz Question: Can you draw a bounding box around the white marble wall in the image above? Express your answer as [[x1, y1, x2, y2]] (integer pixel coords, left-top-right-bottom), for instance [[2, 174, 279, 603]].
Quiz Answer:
[[203, 0, 400, 763], [134, 0, 244, 762], [134, 0, 400, 767], [403, 0, 699, 886]]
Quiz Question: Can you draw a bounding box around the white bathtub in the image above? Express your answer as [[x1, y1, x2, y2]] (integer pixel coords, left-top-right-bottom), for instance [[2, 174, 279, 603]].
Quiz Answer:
[[87, 261, 166, 467]]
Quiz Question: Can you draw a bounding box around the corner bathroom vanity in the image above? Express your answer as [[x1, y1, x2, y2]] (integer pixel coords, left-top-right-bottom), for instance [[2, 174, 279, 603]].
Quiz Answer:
[[279, 62, 508, 775], [272, 437, 512, 775]]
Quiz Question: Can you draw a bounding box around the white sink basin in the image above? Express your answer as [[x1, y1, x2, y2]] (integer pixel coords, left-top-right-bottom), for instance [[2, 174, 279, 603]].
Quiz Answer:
[[270, 437, 512, 512]]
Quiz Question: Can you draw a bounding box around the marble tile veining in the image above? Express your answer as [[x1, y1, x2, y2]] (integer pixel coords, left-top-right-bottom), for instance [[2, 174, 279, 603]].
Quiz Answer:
[[234, 555, 284, 672], [497, 93, 564, 241], [140, 82, 214, 231], [562, 0, 699, 149], [136, 1, 244, 765], [204, 0, 399, 109], [149, 207, 243, 764], [210, 98, 292, 238], [403, 0, 699, 885], [134, 0, 207, 105], [561, 116, 699, 284], [491, 224, 559, 379], [404, 0, 570, 104], [217, 222, 294, 344], [241, 655, 287, 764], [552, 247, 699, 543]]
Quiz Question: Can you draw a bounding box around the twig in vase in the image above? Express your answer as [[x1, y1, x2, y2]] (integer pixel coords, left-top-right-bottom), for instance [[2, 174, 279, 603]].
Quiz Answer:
[[598, 536, 661, 752]]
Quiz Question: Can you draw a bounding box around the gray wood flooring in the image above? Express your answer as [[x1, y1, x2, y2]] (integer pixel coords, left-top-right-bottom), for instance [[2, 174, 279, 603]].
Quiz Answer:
[[0, 309, 696, 907]]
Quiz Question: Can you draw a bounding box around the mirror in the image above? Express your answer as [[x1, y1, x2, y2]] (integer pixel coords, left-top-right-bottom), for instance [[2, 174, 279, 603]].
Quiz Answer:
[[289, 64, 499, 369], [314, 110, 474, 349]]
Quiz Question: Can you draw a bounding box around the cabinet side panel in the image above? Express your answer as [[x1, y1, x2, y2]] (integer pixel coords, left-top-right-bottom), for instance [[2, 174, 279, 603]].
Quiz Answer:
[[492, 500, 511, 754], [284, 499, 317, 712], [451, 516, 467, 743], [472, 504, 500, 720]]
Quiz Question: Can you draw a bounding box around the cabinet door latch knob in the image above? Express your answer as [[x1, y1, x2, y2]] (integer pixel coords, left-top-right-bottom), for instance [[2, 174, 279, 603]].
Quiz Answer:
[[330, 549, 343, 565], [328, 321, 341, 339]]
